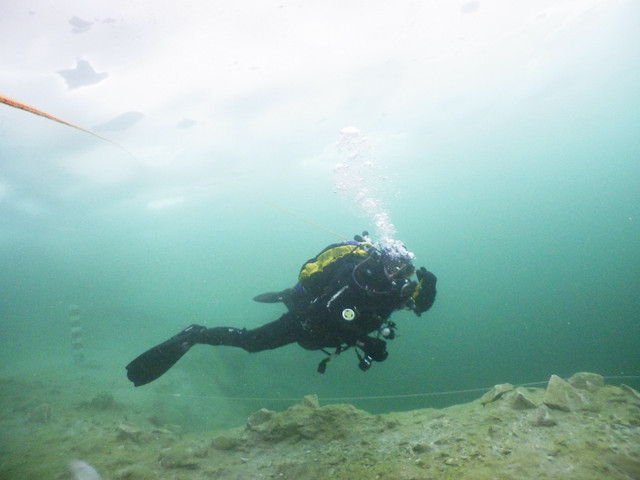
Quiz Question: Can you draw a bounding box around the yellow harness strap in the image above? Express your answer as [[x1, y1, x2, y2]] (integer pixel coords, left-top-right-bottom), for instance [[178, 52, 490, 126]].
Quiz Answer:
[[299, 242, 372, 282], [411, 279, 423, 302]]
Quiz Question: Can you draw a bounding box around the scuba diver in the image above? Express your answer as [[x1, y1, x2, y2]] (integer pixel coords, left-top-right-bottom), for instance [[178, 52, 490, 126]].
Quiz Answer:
[[126, 232, 437, 386]]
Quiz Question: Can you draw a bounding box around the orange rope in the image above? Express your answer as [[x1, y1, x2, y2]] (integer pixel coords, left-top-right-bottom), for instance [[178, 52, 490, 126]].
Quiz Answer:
[[0, 94, 132, 155]]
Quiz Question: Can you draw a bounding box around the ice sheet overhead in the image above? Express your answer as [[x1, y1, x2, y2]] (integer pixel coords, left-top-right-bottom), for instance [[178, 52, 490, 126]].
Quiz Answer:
[[1, 1, 627, 179]]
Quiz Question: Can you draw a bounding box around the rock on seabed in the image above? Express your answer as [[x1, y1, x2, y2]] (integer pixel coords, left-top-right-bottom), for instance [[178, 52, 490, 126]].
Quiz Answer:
[[544, 374, 598, 411]]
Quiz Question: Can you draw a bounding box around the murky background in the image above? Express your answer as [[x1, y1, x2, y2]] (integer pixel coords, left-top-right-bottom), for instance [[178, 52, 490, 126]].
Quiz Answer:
[[1, 1, 639, 433]]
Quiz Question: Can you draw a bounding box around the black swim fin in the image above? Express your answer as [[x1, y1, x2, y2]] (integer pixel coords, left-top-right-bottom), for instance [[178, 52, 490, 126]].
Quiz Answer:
[[253, 288, 308, 312], [253, 290, 289, 303], [125, 324, 205, 387]]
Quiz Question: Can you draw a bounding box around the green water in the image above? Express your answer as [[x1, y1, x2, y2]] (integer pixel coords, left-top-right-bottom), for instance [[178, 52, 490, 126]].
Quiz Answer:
[[1, 2, 639, 437]]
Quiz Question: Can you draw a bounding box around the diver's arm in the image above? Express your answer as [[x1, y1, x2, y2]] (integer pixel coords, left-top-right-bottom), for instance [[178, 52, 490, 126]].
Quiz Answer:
[[409, 267, 437, 316]]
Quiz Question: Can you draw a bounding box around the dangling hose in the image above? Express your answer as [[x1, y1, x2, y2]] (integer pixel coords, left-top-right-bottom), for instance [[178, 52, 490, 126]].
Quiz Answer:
[[351, 251, 397, 296]]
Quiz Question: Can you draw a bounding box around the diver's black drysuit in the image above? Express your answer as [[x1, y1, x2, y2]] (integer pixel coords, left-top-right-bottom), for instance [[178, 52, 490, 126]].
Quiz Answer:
[[126, 240, 437, 386]]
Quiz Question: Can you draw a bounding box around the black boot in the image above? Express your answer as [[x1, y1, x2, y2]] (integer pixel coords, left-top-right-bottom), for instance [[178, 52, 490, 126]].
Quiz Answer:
[[126, 324, 207, 387]]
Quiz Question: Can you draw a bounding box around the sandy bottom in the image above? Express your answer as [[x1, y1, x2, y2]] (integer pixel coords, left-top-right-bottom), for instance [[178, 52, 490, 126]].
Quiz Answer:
[[1, 371, 639, 480]]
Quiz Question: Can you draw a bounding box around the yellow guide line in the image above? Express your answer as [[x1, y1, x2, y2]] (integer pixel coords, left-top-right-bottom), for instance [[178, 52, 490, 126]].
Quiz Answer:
[[261, 199, 348, 241]]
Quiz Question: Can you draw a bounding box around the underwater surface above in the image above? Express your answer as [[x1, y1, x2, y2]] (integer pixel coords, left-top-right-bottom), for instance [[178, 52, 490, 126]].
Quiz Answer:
[[1, 0, 639, 465]]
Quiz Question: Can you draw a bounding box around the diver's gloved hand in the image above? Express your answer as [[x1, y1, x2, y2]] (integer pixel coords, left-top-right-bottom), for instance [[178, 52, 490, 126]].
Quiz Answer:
[[412, 267, 437, 316], [356, 336, 388, 371], [360, 336, 388, 362]]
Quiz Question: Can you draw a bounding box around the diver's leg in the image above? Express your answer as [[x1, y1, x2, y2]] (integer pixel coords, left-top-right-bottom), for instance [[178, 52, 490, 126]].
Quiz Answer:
[[126, 315, 301, 386], [196, 315, 300, 353]]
